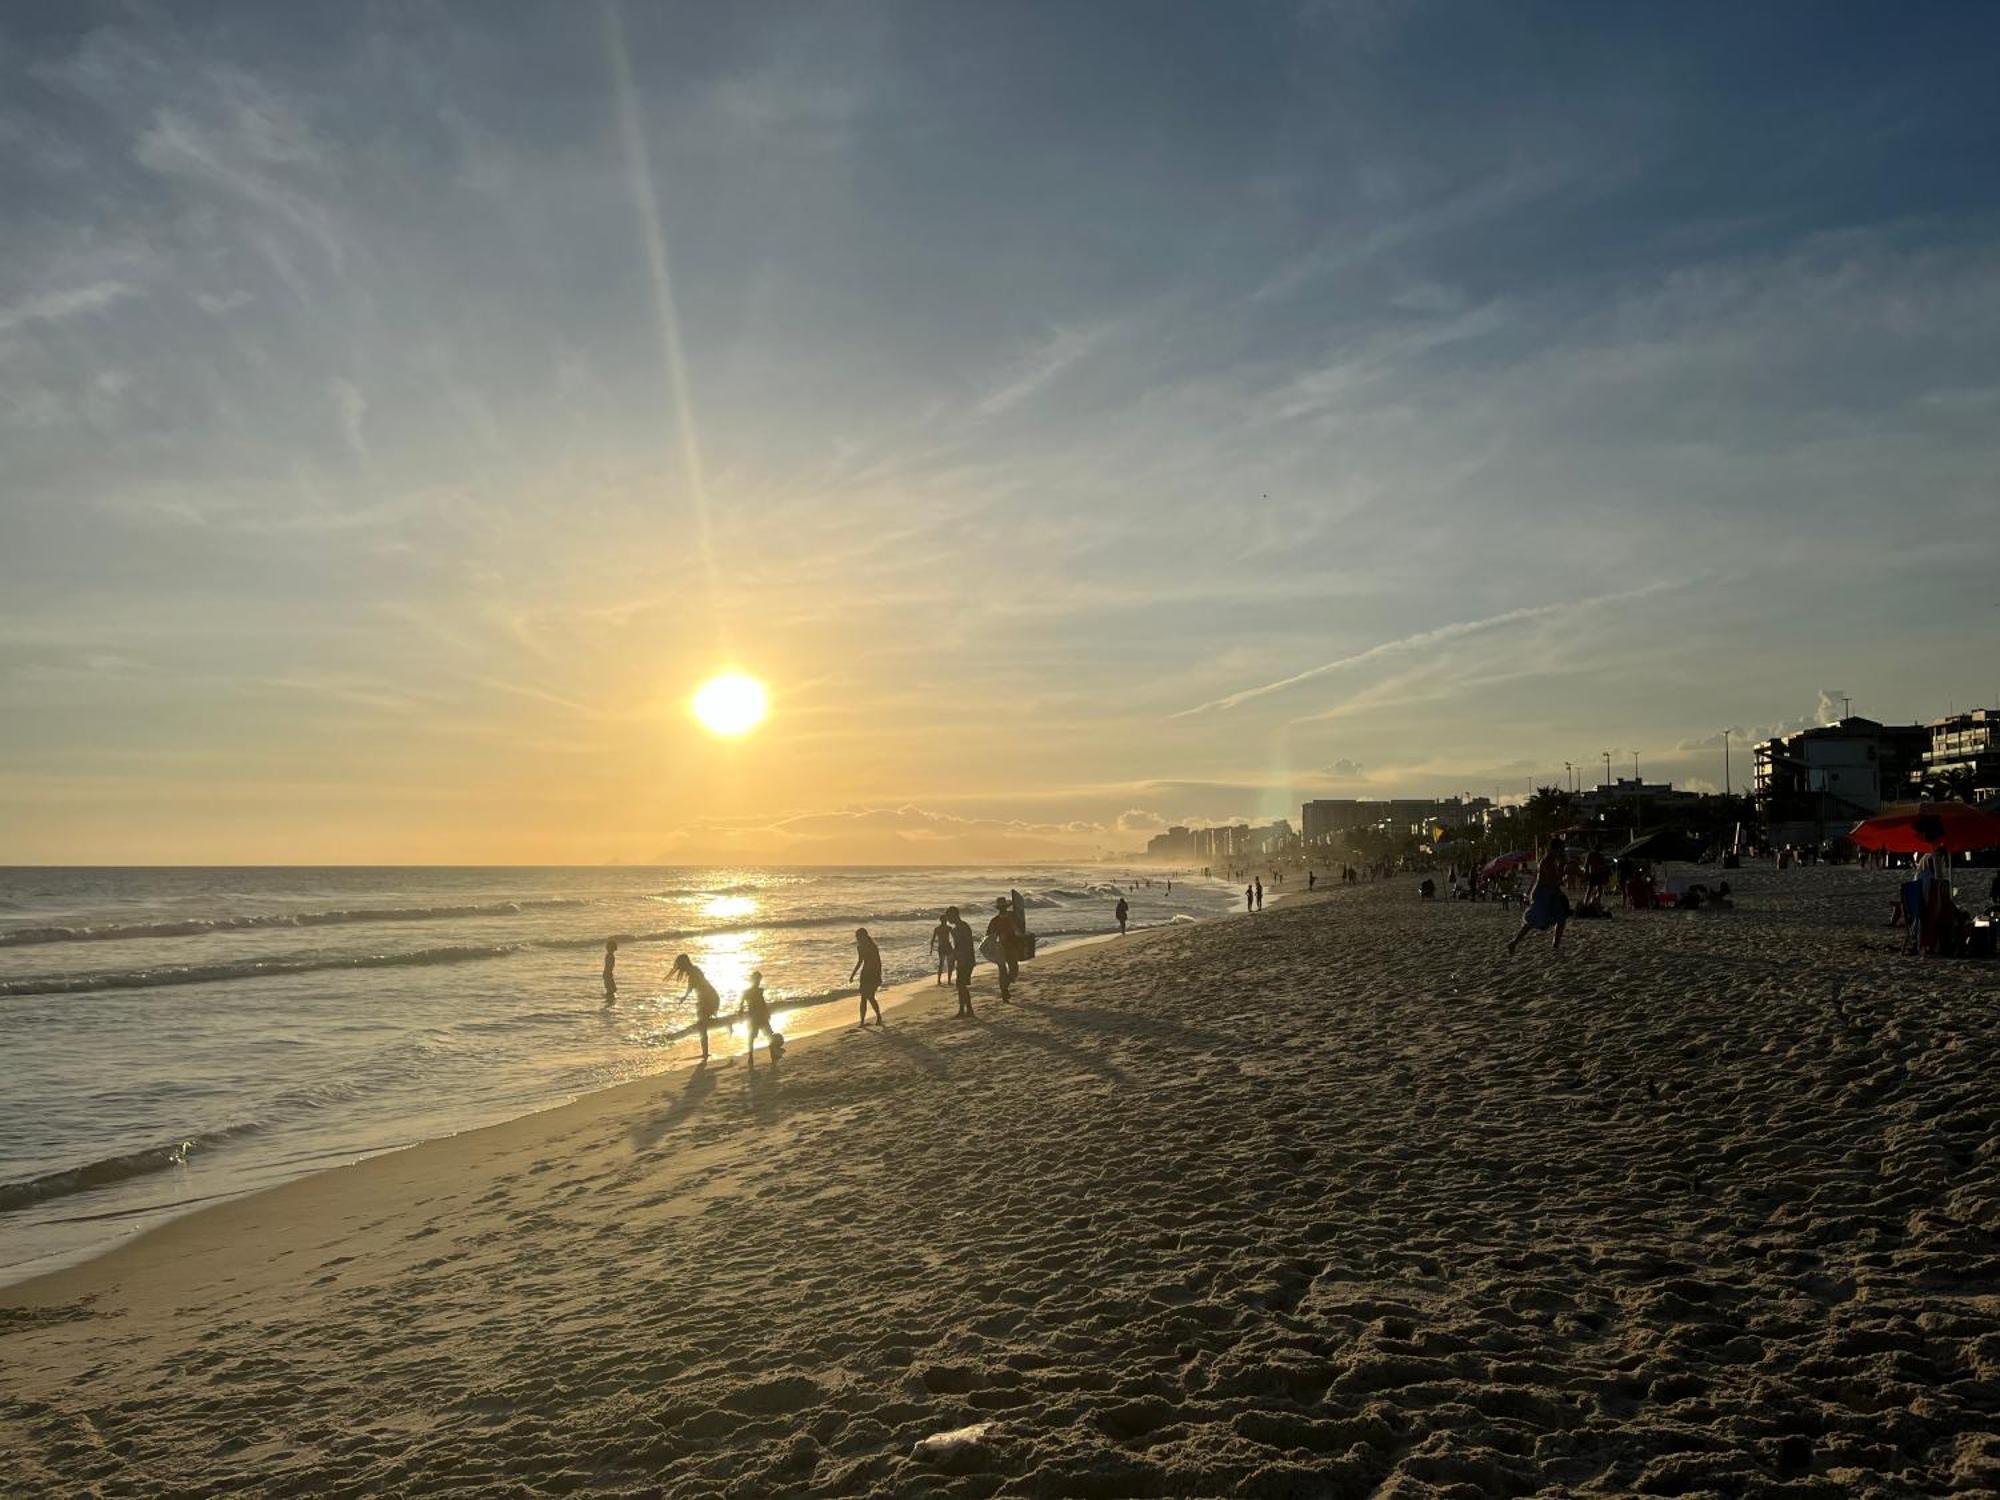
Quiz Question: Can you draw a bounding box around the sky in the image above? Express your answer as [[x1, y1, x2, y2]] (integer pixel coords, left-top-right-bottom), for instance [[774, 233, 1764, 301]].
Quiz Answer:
[[3, 1, 1998, 864]]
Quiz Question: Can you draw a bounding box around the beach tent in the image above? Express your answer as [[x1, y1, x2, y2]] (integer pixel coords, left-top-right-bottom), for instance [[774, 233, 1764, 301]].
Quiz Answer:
[[1618, 829, 1708, 864], [1847, 801, 2000, 855]]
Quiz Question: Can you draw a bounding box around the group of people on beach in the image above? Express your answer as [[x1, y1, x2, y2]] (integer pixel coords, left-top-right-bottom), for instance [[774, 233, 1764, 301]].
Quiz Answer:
[[597, 886, 1113, 1061]]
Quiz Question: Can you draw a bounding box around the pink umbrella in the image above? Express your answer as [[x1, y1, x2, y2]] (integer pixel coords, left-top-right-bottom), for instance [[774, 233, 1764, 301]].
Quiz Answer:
[[1480, 850, 1531, 879]]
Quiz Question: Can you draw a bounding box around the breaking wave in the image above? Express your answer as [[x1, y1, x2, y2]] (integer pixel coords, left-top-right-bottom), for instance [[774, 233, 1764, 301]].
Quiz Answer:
[[0, 1123, 263, 1214], [0, 899, 586, 948]]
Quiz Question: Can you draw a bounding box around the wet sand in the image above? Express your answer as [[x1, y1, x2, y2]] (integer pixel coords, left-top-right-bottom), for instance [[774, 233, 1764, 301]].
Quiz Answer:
[[4, 866, 1999, 1496]]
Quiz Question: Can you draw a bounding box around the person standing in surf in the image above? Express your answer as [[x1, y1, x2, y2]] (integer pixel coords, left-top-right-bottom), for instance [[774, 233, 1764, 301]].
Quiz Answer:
[[928, 911, 953, 986], [1114, 895, 1129, 934], [849, 927, 884, 1027], [602, 938, 618, 1003], [670, 953, 721, 1061]]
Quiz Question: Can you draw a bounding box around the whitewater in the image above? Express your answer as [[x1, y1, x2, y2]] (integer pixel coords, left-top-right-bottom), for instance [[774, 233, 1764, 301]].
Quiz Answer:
[[0, 865, 1232, 1283]]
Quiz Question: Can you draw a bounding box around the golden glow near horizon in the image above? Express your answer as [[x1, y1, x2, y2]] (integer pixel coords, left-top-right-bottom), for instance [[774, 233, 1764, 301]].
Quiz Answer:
[[690, 673, 768, 738]]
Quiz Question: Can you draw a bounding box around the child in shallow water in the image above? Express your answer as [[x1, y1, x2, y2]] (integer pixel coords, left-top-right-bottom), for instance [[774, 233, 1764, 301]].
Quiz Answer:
[[743, 970, 780, 1062]]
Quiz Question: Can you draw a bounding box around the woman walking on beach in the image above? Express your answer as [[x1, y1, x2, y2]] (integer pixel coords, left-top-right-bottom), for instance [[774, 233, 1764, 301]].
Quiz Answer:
[[849, 927, 884, 1027], [1506, 837, 1571, 955], [1115, 895, 1129, 934], [670, 953, 722, 1061]]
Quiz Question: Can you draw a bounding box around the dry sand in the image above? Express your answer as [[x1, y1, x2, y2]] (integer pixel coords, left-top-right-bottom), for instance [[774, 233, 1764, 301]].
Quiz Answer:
[[4, 866, 1999, 1497]]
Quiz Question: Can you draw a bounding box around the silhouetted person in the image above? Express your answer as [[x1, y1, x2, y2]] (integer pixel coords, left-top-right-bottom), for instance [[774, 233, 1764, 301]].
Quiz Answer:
[[945, 906, 978, 1016], [850, 927, 884, 1027], [671, 953, 721, 1060], [1245, 883, 1254, 911], [1255, 878, 1264, 911], [1115, 896, 1129, 934], [929, 912, 952, 986], [986, 898, 1017, 1000], [1308, 870, 1316, 891], [1507, 837, 1571, 955], [742, 969, 779, 1063], [602, 938, 618, 1003]]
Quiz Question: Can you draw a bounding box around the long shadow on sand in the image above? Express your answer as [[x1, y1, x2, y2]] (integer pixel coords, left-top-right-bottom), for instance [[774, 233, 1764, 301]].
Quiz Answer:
[[626, 1062, 719, 1154], [980, 1017, 1130, 1085], [863, 1024, 953, 1078], [1037, 1004, 1261, 1056]]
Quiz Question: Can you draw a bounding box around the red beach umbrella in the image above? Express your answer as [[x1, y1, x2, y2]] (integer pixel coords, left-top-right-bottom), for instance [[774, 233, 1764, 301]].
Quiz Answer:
[[1480, 850, 1532, 878], [1847, 801, 2000, 854]]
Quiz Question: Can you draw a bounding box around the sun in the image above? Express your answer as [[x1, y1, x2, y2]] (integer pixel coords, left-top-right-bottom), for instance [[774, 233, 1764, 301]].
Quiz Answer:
[[690, 673, 768, 737]]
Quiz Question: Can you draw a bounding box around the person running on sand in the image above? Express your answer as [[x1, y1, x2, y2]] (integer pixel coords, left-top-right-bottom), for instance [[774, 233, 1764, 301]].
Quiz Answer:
[[742, 970, 780, 1063], [849, 927, 884, 1027], [1115, 895, 1129, 934], [928, 912, 952, 986], [945, 906, 978, 1017], [602, 938, 618, 1003], [670, 953, 721, 1060], [985, 898, 1017, 1000], [1506, 837, 1571, 955]]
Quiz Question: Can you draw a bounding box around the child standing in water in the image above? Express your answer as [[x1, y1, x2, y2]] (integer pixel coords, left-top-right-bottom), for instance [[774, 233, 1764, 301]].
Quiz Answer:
[[743, 970, 780, 1062], [850, 927, 884, 1027]]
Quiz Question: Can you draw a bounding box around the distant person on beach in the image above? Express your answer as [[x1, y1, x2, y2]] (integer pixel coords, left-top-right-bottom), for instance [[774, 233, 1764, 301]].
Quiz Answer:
[[1506, 837, 1571, 955], [928, 912, 952, 986], [945, 906, 977, 1017], [1308, 870, 1316, 891], [1255, 878, 1264, 911], [670, 953, 722, 1060], [742, 970, 780, 1062], [849, 927, 884, 1027], [1245, 883, 1254, 911], [602, 939, 617, 1003], [1584, 843, 1609, 907], [1115, 896, 1129, 934], [985, 898, 1017, 1000]]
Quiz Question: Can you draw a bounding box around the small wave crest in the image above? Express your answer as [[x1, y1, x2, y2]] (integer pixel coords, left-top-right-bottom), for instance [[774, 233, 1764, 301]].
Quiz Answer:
[[0, 899, 584, 948], [0, 1123, 262, 1214], [0, 905, 1101, 998]]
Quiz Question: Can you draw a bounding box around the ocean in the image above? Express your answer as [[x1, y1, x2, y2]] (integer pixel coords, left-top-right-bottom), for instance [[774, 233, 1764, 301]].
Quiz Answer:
[[0, 865, 1233, 1284]]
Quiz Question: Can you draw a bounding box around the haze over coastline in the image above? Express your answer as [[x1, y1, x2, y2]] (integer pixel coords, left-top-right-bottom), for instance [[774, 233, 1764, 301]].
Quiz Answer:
[[5, 2, 1999, 865]]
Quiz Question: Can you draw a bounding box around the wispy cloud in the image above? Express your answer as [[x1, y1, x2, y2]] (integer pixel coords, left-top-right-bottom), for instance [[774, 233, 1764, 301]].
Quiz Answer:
[[1175, 583, 1684, 718], [977, 325, 1104, 416], [0, 280, 140, 333]]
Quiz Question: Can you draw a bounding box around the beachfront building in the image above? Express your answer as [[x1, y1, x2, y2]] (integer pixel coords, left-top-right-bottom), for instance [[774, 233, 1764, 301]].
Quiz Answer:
[[1753, 716, 1928, 848], [1144, 826, 1194, 861], [1916, 708, 2000, 804], [1301, 798, 1487, 847], [1574, 778, 1703, 823]]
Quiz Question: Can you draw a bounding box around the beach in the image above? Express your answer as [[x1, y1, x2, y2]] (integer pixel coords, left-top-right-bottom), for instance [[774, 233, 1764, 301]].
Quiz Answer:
[[5, 866, 1998, 1496]]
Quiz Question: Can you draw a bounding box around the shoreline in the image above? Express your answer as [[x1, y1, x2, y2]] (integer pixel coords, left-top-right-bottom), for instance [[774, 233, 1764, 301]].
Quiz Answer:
[[0, 899, 1238, 1304]]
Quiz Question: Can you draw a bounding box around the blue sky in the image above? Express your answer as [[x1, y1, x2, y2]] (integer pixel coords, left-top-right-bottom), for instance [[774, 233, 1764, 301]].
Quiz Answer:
[[2, 2, 1998, 862]]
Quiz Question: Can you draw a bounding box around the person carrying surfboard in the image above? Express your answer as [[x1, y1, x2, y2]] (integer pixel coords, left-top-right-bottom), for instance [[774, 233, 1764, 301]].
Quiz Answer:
[[983, 898, 1017, 1000]]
